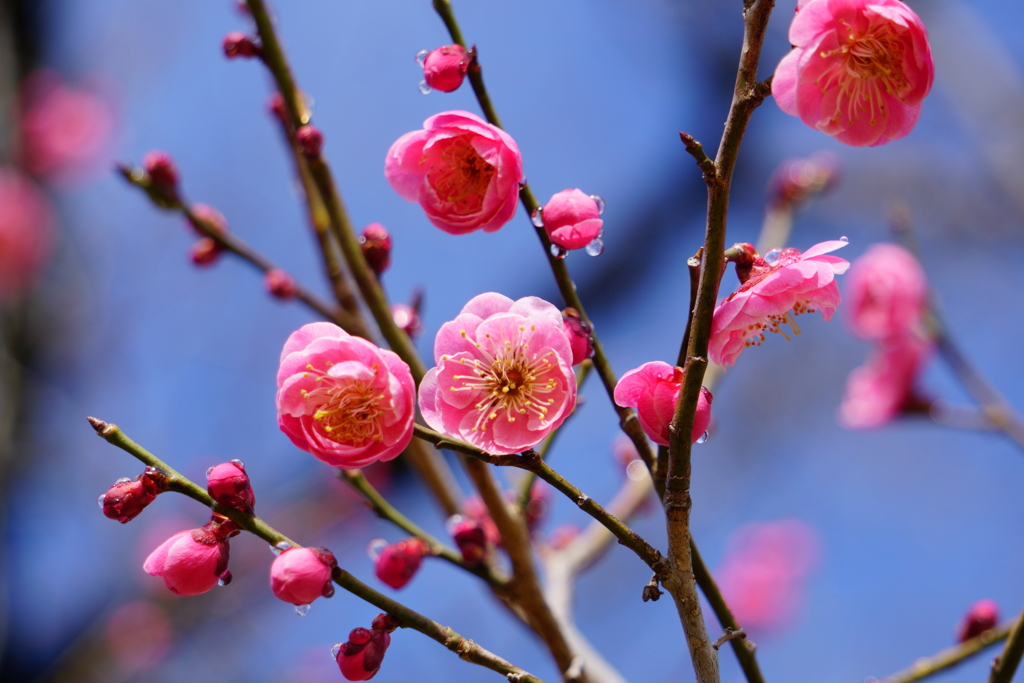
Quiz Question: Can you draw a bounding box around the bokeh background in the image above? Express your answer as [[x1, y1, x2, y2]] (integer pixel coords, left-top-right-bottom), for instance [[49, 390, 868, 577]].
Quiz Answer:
[[2, 0, 1024, 682]]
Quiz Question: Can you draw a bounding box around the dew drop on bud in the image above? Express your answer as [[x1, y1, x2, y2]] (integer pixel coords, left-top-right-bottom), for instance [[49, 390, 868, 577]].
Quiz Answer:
[[114, 477, 132, 485], [367, 538, 389, 561], [550, 244, 567, 259], [696, 431, 709, 444], [218, 570, 233, 587], [97, 493, 107, 509], [230, 458, 245, 469], [585, 238, 604, 257], [445, 514, 464, 535], [331, 643, 344, 660], [763, 248, 782, 265], [415, 49, 429, 67], [205, 467, 215, 478], [295, 603, 312, 617], [589, 194, 606, 215], [839, 235, 849, 243], [418, 80, 432, 95], [271, 541, 291, 556], [530, 207, 544, 228]]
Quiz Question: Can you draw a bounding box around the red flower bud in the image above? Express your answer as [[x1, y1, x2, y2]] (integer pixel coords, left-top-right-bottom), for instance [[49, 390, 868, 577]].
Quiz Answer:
[[957, 599, 1000, 642], [265, 269, 297, 300], [334, 626, 391, 681], [143, 150, 178, 193], [561, 307, 594, 366], [359, 223, 391, 276], [296, 125, 323, 157], [205, 460, 255, 512], [190, 237, 223, 266], [100, 467, 166, 523], [222, 32, 260, 59], [373, 538, 428, 589], [422, 45, 470, 93], [187, 203, 228, 237], [450, 520, 488, 565]]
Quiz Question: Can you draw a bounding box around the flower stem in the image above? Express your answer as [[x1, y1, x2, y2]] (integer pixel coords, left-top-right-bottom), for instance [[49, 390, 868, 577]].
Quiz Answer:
[[88, 417, 544, 683]]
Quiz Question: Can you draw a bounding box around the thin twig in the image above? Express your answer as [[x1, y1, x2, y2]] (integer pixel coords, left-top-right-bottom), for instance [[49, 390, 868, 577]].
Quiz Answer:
[[882, 620, 1013, 683], [88, 417, 545, 683], [989, 608, 1024, 683]]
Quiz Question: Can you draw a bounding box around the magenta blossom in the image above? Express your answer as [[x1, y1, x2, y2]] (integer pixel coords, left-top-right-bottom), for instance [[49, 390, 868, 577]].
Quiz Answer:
[[143, 527, 230, 596], [0, 168, 55, 301], [710, 240, 850, 367], [385, 111, 524, 235], [839, 333, 932, 429], [422, 45, 470, 93], [772, 0, 934, 147], [540, 189, 603, 251], [613, 361, 712, 447], [419, 293, 577, 454], [276, 322, 416, 469], [844, 243, 928, 341]]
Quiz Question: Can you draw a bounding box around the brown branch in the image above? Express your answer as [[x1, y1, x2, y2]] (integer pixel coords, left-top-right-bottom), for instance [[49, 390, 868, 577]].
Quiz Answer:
[[989, 608, 1024, 683], [882, 620, 1013, 683]]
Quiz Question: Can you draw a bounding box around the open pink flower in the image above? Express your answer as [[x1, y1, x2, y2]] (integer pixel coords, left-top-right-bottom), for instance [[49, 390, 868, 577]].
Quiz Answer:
[[0, 168, 55, 301], [710, 240, 850, 367], [839, 333, 932, 428], [772, 0, 934, 147], [844, 243, 928, 341], [385, 111, 524, 235], [419, 293, 576, 454], [143, 527, 230, 596], [276, 322, 416, 469], [613, 361, 712, 447], [540, 189, 603, 251]]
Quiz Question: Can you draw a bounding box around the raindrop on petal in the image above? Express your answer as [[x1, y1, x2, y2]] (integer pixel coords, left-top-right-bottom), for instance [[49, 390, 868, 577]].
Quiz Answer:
[[589, 194, 606, 215], [418, 80, 432, 95], [415, 49, 429, 67], [331, 643, 344, 660], [115, 477, 132, 485], [763, 248, 782, 265], [230, 458, 245, 469], [696, 431, 709, 444], [549, 244, 567, 259], [218, 570, 233, 587], [531, 207, 544, 228], [205, 467, 215, 478], [97, 493, 107, 509], [295, 603, 312, 617], [839, 235, 849, 243], [367, 538, 389, 561], [585, 238, 604, 257]]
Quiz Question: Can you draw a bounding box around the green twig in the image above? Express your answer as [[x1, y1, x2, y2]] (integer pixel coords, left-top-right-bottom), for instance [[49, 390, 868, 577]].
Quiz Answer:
[[881, 620, 1012, 683]]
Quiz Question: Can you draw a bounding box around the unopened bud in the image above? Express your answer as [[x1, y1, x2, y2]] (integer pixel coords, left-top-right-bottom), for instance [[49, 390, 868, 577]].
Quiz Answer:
[[359, 223, 391, 276], [957, 599, 1000, 642], [187, 203, 228, 237], [143, 150, 179, 201], [222, 32, 260, 59], [370, 613, 400, 633], [271, 547, 336, 606], [334, 625, 391, 681], [296, 125, 323, 157], [374, 538, 429, 589], [190, 237, 223, 266], [206, 460, 255, 512], [561, 308, 594, 366], [265, 269, 297, 299], [422, 45, 470, 93], [143, 523, 231, 596], [450, 520, 488, 565], [267, 92, 288, 124], [100, 467, 166, 523]]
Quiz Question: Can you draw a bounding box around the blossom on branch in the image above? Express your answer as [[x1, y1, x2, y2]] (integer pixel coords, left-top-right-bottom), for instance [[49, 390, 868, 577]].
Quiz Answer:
[[270, 547, 337, 607], [710, 240, 850, 367], [276, 323, 416, 468], [421, 45, 470, 93], [613, 361, 712, 446], [385, 111, 524, 235], [772, 0, 934, 147], [537, 188, 604, 252], [838, 332, 932, 428], [0, 168, 55, 300], [843, 243, 928, 341], [418, 293, 577, 454]]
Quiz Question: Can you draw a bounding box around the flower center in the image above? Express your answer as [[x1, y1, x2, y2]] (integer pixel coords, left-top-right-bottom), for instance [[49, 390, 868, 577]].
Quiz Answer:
[[446, 325, 560, 433], [816, 19, 909, 127], [740, 303, 818, 349], [425, 135, 495, 215], [300, 364, 386, 445]]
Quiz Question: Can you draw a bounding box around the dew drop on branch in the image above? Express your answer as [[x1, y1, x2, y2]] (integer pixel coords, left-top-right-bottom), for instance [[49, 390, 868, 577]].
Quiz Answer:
[[530, 207, 544, 228]]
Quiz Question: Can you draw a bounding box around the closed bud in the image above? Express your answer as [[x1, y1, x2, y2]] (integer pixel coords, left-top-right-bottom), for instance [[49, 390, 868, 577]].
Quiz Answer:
[[296, 125, 323, 157], [205, 460, 255, 512], [222, 31, 260, 59], [359, 223, 391, 276], [374, 538, 429, 589], [334, 625, 391, 681], [561, 307, 594, 366], [143, 523, 231, 596], [100, 467, 166, 523], [267, 92, 288, 124], [422, 45, 470, 93], [541, 189, 604, 251], [265, 269, 297, 300], [190, 237, 223, 266], [270, 547, 336, 606], [187, 203, 228, 237], [450, 520, 488, 565], [957, 599, 1000, 642], [143, 150, 178, 199]]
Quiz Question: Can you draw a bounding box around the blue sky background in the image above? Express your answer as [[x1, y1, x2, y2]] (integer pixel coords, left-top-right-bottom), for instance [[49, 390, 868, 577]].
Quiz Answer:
[[4, 1, 1024, 682]]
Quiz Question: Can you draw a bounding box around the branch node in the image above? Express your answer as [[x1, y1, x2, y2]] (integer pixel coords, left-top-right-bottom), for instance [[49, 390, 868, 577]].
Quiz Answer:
[[712, 628, 748, 650], [678, 132, 717, 180], [642, 574, 664, 602], [87, 416, 115, 437], [564, 656, 585, 681]]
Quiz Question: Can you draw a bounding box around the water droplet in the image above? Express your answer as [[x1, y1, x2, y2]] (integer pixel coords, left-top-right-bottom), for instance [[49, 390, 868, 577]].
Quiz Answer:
[[589, 195, 606, 215], [230, 458, 245, 469], [626, 459, 649, 482], [549, 244, 567, 259], [322, 584, 336, 598], [367, 538, 389, 561], [331, 643, 344, 660], [218, 570, 233, 587], [445, 514, 465, 535], [97, 493, 106, 509], [295, 603, 312, 617], [415, 49, 429, 67], [576, 494, 589, 507], [205, 466, 215, 478], [270, 541, 291, 556], [696, 431, 709, 444], [585, 238, 604, 257], [763, 248, 782, 265], [301, 93, 315, 121], [418, 80, 432, 95], [839, 235, 849, 243], [531, 207, 544, 228], [114, 477, 132, 485]]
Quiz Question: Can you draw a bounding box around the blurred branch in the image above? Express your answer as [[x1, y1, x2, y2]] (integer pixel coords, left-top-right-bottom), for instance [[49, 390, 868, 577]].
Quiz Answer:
[[87, 417, 545, 683], [989, 609, 1024, 683], [883, 620, 1014, 683]]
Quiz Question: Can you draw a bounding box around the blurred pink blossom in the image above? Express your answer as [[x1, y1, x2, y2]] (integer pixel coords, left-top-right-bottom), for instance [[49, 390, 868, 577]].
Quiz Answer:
[[710, 240, 850, 367], [717, 519, 820, 632], [276, 322, 416, 468], [104, 600, 172, 674], [772, 0, 934, 147], [419, 293, 577, 454], [957, 599, 1000, 643], [839, 333, 932, 428], [844, 243, 929, 342], [0, 168, 55, 300], [613, 361, 712, 446], [385, 111, 524, 235], [374, 538, 429, 589]]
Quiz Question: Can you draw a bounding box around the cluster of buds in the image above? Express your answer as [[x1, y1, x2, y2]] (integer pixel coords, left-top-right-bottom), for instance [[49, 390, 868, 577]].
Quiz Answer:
[[270, 546, 337, 616], [957, 599, 1000, 642], [99, 466, 168, 523], [371, 538, 430, 589], [359, 223, 391, 276], [333, 613, 399, 681], [416, 45, 471, 93], [186, 203, 229, 267]]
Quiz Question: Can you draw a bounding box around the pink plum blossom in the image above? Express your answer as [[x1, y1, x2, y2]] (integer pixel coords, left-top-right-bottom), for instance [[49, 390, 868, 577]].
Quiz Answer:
[[844, 243, 928, 341], [772, 0, 934, 147], [270, 547, 336, 606], [710, 240, 850, 367], [717, 519, 820, 632], [418, 293, 577, 454], [422, 45, 470, 93], [143, 527, 230, 596], [0, 168, 55, 300], [385, 111, 524, 235], [540, 189, 604, 251], [839, 333, 932, 428], [276, 322, 416, 469], [613, 361, 712, 447]]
